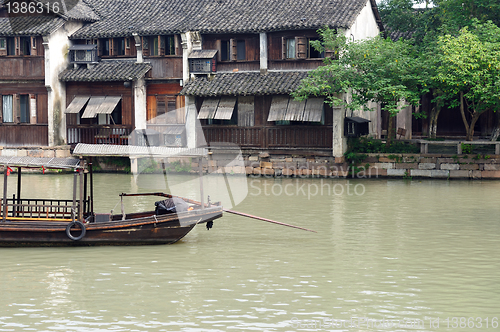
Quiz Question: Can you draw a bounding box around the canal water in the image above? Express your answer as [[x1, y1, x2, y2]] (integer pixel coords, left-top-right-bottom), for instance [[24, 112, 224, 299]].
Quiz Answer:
[[1, 173, 499, 331]]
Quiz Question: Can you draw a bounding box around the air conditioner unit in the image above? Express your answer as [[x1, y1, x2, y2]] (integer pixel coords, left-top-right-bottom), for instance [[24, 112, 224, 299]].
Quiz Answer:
[[69, 44, 98, 64], [75, 50, 91, 62], [164, 134, 183, 147]]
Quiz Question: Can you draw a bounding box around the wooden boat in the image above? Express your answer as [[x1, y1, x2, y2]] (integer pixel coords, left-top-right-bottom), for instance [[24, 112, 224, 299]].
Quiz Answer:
[[0, 156, 223, 246]]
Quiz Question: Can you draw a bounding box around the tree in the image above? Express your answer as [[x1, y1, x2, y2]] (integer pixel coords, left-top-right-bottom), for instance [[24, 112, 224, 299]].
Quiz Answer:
[[292, 28, 422, 144], [379, 0, 500, 139], [435, 21, 500, 141]]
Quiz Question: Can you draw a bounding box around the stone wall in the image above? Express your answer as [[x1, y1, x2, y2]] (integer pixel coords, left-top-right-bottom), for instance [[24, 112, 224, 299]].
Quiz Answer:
[[0, 146, 71, 159], [234, 153, 500, 179]]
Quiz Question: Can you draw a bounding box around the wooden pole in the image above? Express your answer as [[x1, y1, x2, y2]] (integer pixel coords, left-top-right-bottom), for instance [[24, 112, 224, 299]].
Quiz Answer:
[[3, 168, 7, 222], [119, 192, 317, 233], [223, 209, 317, 233], [16, 167, 21, 217], [72, 171, 77, 221], [89, 158, 94, 217], [199, 157, 204, 210], [79, 168, 83, 222]]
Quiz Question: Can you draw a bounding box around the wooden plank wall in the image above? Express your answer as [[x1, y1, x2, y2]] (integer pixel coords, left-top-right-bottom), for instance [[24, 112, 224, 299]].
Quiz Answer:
[[0, 57, 44, 79]]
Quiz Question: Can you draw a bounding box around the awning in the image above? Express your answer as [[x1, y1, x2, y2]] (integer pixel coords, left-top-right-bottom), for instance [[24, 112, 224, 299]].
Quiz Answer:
[[197, 98, 219, 119], [73, 143, 208, 158], [285, 99, 306, 121], [214, 97, 236, 120], [267, 95, 289, 121], [65, 96, 90, 114], [267, 96, 324, 122], [81, 96, 121, 118], [303, 98, 324, 122]]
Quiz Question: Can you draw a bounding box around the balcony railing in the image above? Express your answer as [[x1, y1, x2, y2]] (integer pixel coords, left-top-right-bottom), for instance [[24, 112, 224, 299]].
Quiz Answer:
[[202, 125, 332, 149], [67, 125, 133, 145]]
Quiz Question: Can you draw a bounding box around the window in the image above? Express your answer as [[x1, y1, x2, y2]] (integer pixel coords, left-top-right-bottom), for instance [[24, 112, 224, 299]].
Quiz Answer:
[[100, 39, 109, 56], [236, 40, 246, 60], [0, 38, 5, 50], [114, 38, 125, 55], [220, 40, 230, 61], [7, 37, 15, 55], [165, 36, 175, 55], [286, 38, 295, 59], [125, 38, 130, 49], [308, 38, 324, 58], [20, 95, 29, 123], [20, 37, 31, 55], [2, 95, 13, 123], [150, 36, 159, 56]]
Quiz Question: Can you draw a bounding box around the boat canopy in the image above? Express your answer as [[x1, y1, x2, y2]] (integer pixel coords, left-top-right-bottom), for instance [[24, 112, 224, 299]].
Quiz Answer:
[[72, 143, 208, 158], [0, 156, 82, 170]]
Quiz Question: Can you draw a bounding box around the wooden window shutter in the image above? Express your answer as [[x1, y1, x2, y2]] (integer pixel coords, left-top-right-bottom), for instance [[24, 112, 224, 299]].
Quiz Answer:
[[281, 37, 286, 59], [110, 38, 115, 55], [29, 94, 37, 124], [215, 39, 221, 62], [146, 95, 157, 122], [13, 94, 20, 124], [15, 37, 20, 55], [30, 37, 37, 55], [159, 36, 165, 56], [230, 38, 237, 61], [295, 37, 307, 59], [175, 35, 181, 56]]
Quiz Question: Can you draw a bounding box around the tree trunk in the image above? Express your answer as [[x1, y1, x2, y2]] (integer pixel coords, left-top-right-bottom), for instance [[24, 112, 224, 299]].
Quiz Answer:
[[491, 111, 500, 141], [386, 115, 394, 146], [459, 92, 471, 140], [466, 112, 481, 141], [428, 103, 442, 139]]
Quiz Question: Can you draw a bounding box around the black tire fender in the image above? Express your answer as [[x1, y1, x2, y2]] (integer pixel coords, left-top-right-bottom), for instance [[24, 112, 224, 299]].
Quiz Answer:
[[66, 221, 86, 241]]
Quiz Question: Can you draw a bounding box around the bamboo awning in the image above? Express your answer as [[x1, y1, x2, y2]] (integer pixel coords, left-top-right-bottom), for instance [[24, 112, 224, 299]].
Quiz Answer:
[[267, 96, 324, 122], [303, 98, 324, 122], [73, 143, 208, 158], [81, 96, 121, 118], [214, 97, 236, 120], [267, 95, 290, 121], [197, 98, 220, 119], [0, 157, 82, 169], [65, 96, 90, 114]]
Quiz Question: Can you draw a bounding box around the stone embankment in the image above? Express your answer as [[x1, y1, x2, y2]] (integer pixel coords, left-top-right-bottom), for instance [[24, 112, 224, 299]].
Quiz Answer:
[[236, 153, 500, 179], [0, 146, 71, 159]]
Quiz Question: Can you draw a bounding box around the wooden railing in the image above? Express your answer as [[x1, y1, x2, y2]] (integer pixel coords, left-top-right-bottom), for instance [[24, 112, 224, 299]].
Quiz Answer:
[[145, 57, 183, 79], [0, 57, 45, 79], [267, 126, 332, 148], [202, 126, 332, 149], [67, 125, 133, 145], [203, 126, 263, 147], [1, 197, 88, 220], [0, 124, 48, 146]]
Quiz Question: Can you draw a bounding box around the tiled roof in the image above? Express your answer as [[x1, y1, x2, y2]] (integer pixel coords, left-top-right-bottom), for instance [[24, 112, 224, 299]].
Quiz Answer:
[[180, 71, 310, 97], [59, 60, 152, 82], [63, 0, 100, 21], [70, 0, 372, 39], [0, 0, 98, 36], [0, 17, 65, 36]]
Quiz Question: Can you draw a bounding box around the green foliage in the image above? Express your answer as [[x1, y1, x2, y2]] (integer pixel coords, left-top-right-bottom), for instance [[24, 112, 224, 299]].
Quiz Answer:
[[345, 152, 368, 164], [292, 29, 423, 117], [346, 137, 420, 154], [168, 160, 192, 173], [461, 143, 473, 154], [435, 21, 500, 115]]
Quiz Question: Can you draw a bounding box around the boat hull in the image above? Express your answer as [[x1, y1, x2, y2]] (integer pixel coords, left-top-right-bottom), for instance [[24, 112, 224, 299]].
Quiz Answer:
[[0, 207, 222, 247]]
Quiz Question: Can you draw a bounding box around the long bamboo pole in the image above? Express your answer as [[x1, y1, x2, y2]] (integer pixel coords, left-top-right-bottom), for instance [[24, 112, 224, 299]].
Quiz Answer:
[[120, 192, 317, 233]]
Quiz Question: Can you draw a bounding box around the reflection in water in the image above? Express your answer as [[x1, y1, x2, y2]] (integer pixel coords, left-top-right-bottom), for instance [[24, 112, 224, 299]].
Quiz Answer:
[[0, 175, 500, 331]]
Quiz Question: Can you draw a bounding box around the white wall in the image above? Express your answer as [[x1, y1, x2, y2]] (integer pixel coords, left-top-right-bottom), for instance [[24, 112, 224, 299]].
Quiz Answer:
[[344, 0, 380, 41], [45, 21, 83, 146]]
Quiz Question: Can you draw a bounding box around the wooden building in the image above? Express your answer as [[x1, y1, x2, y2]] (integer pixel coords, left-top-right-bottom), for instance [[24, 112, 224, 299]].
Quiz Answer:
[[1, 0, 383, 156]]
